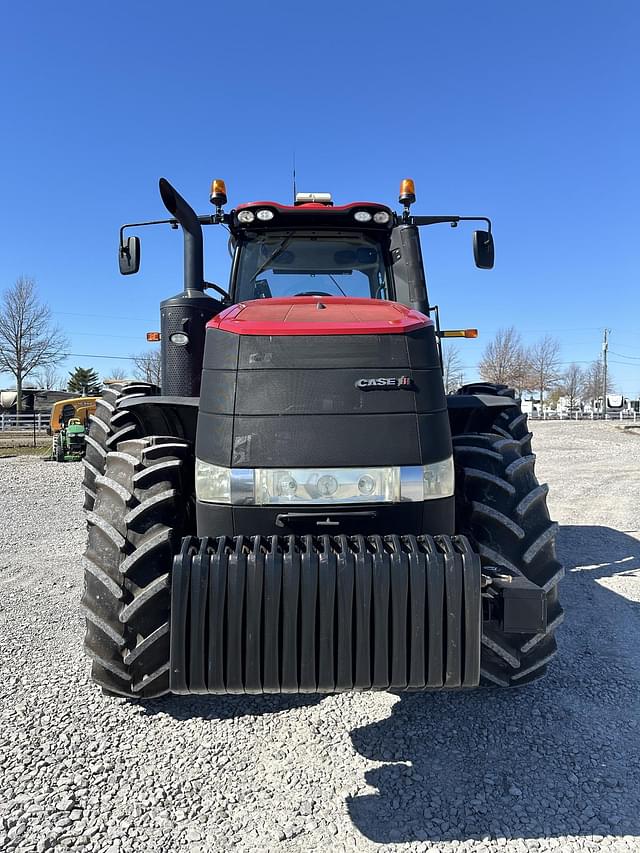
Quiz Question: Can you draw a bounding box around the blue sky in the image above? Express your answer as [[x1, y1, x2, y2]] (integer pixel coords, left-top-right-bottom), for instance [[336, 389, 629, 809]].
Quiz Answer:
[[0, 2, 638, 393]]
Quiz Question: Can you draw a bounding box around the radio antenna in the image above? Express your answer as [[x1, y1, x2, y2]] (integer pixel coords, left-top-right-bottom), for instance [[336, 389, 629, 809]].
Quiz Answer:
[[292, 152, 297, 203]]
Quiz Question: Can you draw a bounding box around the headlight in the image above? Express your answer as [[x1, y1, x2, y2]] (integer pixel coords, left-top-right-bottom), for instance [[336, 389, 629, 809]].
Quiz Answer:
[[256, 209, 274, 221], [195, 459, 454, 505], [237, 210, 255, 224], [195, 460, 231, 503], [354, 211, 372, 223], [373, 211, 390, 224], [422, 457, 455, 499], [255, 467, 400, 505]]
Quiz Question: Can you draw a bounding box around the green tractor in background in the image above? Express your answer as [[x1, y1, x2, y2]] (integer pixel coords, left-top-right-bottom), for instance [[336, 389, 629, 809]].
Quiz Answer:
[[53, 418, 87, 461], [49, 398, 97, 462]]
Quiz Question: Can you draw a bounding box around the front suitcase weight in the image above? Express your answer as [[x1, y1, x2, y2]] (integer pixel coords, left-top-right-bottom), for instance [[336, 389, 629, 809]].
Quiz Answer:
[[169, 534, 482, 694]]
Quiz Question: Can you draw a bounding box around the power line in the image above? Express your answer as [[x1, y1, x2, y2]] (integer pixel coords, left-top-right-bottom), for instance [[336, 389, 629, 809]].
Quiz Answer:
[[63, 352, 134, 361], [458, 360, 599, 370], [68, 331, 144, 340], [478, 326, 603, 334], [609, 351, 640, 361], [607, 341, 640, 352], [53, 311, 152, 322]]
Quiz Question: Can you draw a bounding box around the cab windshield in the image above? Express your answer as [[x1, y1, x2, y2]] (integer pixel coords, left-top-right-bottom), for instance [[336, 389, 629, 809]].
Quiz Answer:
[[234, 234, 391, 302]]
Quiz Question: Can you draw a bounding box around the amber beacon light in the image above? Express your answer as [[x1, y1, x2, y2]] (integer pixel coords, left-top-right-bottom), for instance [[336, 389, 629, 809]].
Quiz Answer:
[[209, 179, 228, 207], [399, 178, 416, 206]]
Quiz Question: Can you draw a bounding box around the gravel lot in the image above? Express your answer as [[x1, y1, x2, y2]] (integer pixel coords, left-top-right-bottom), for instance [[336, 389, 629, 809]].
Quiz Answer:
[[1, 421, 639, 853]]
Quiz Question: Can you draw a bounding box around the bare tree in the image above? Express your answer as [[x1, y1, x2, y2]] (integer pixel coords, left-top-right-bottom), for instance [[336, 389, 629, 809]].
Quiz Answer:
[[527, 334, 562, 414], [131, 349, 161, 386], [583, 359, 614, 405], [442, 343, 465, 394], [105, 366, 128, 382], [35, 364, 64, 390], [0, 276, 69, 411], [478, 326, 529, 393], [560, 363, 585, 411]]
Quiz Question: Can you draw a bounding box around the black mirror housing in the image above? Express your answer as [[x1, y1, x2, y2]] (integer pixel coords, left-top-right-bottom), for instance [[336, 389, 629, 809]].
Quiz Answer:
[[119, 235, 141, 275], [473, 230, 494, 269]]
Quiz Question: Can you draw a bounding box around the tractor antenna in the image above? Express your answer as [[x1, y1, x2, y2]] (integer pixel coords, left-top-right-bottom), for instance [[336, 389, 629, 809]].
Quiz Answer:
[[292, 153, 297, 204]]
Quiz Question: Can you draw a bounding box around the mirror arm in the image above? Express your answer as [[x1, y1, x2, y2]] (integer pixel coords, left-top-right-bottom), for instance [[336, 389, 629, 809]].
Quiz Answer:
[[204, 281, 231, 301], [411, 215, 492, 233], [198, 212, 233, 226], [118, 213, 231, 252], [119, 219, 178, 252]]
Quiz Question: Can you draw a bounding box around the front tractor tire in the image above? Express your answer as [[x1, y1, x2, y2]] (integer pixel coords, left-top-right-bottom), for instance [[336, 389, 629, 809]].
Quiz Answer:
[[83, 382, 159, 512], [453, 394, 563, 686], [82, 437, 191, 698]]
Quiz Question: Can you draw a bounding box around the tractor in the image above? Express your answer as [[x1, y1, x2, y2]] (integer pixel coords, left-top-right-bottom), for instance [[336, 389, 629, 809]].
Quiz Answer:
[[53, 418, 85, 462], [50, 397, 96, 462], [82, 177, 562, 698]]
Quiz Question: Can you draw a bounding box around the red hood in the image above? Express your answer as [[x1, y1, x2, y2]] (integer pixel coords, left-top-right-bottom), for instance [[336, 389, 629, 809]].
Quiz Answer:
[[207, 297, 430, 337]]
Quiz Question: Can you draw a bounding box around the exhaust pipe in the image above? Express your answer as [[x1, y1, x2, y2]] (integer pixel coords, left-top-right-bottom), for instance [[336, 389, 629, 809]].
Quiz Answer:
[[159, 177, 204, 293], [158, 178, 218, 397]]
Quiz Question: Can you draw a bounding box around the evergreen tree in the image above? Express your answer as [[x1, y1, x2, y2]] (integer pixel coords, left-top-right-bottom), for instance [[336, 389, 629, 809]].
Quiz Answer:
[[68, 366, 101, 395]]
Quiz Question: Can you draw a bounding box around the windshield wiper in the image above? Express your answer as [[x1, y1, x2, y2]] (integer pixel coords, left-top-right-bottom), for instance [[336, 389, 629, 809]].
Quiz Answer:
[[326, 273, 347, 296], [249, 234, 294, 284]]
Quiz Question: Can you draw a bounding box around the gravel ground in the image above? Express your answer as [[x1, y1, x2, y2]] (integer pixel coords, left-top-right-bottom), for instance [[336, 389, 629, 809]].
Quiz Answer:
[[1, 421, 639, 853]]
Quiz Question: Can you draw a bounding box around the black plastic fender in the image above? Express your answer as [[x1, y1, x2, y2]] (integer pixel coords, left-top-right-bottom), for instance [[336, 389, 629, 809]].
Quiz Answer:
[[123, 396, 199, 443], [447, 393, 519, 435]]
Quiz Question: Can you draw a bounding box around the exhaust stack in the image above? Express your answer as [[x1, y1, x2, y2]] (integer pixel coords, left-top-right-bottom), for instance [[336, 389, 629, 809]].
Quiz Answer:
[[158, 178, 218, 396], [159, 177, 205, 293]]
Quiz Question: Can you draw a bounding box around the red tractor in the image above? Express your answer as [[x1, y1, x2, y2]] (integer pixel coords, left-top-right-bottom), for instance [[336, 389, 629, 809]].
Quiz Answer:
[[82, 178, 562, 698]]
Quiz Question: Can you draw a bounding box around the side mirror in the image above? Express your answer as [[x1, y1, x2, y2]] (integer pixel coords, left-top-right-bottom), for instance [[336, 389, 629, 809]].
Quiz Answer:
[[473, 230, 494, 269], [119, 236, 140, 275]]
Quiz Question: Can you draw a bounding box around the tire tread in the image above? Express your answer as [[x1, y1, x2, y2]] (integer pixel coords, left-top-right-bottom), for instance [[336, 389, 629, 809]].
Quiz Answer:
[[452, 389, 562, 686]]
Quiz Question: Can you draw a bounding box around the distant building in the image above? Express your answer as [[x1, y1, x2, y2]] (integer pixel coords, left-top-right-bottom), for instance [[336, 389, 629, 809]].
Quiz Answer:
[[521, 398, 540, 415], [0, 389, 73, 414], [588, 395, 634, 414], [556, 396, 584, 415]]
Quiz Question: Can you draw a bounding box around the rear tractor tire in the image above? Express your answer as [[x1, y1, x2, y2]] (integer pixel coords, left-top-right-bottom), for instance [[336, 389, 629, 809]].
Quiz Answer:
[[82, 436, 192, 698], [453, 393, 563, 686], [83, 382, 158, 512]]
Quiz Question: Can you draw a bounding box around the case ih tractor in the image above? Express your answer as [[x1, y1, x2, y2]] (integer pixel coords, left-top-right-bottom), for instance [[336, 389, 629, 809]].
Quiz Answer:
[[82, 178, 562, 698]]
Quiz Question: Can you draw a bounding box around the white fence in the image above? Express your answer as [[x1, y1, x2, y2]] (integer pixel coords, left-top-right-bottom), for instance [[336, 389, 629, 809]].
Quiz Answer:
[[2, 410, 638, 430], [0, 412, 49, 431], [529, 410, 639, 422]]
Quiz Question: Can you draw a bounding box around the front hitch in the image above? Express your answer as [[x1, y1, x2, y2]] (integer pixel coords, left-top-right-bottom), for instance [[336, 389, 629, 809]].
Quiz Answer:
[[482, 569, 548, 635]]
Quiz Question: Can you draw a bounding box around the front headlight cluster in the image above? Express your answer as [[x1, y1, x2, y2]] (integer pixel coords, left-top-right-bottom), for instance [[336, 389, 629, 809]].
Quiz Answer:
[[195, 459, 454, 505]]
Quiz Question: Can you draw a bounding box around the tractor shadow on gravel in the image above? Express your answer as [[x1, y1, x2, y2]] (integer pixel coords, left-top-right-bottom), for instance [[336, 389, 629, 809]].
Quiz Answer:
[[137, 694, 323, 720], [348, 525, 640, 844]]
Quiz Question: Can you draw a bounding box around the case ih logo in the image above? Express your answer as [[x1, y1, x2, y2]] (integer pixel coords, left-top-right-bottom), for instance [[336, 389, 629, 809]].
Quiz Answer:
[[355, 376, 413, 390]]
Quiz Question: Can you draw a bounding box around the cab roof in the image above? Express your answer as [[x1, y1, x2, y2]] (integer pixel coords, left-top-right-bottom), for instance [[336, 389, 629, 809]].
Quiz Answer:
[[230, 201, 395, 235]]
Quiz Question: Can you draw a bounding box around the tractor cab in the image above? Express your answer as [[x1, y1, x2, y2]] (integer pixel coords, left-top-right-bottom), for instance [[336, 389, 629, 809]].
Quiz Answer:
[[227, 196, 393, 303], [118, 178, 494, 397]]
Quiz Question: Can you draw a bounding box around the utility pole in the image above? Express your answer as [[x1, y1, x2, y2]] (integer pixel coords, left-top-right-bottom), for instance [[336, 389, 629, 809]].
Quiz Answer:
[[602, 328, 609, 420]]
